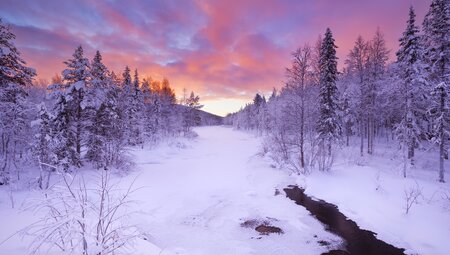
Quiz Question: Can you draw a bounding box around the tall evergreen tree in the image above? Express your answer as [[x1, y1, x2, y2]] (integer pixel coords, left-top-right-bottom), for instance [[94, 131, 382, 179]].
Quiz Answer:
[[395, 7, 426, 177], [120, 67, 144, 145], [141, 78, 156, 138], [32, 104, 55, 189], [86, 51, 112, 167], [422, 0, 449, 82], [131, 69, 144, 144], [0, 18, 36, 183], [51, 90, 76, 170], [422, 0, 450, 182], [183, 91, 203, 132], [60, 45, 90, 167], [317, 28, 341, 165], [121, 66, 133, 144], [159, 78, 178, 134]]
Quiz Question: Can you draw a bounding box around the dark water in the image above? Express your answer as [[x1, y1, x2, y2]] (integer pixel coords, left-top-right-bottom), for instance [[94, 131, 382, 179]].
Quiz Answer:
[[284, 185, 406, 255]]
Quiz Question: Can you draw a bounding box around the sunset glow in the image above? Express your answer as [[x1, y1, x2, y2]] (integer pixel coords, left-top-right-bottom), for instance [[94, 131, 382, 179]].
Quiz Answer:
[[1, 0, 429, 116]]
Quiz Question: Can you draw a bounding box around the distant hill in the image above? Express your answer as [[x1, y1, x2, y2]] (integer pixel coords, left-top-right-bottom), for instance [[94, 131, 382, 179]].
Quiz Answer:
[[174, 104, 223, 126]]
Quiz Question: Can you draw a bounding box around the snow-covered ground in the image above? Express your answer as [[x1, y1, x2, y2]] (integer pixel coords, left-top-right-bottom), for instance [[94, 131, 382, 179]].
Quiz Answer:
[[0, 126, 341, 255], [296, 140, 450, 255], [1, 126, 449, 254]]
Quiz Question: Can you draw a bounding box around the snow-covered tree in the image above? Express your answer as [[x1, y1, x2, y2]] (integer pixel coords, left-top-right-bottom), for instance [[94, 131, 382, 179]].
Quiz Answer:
[[159, 78, 179, 135], [316, 28, 341, 170], [285, 44, 313, 169], [60, 45, 91, 168], [141, 77, 157, 139], [422, 0, 449, 182], [121, 66, 143, 145], [422, 0, 449, 82], [366, 29, 390, 154], [51, 89, 77, 171], [85, 51, 126, 169], [395, 7, 427, 177], [183, 91, 203, 132], [429, 82, 449, 182], [32, 104, 56, 189], [345, 35, 370, 156], [131, 69, 144, 144], [0, 18, 36, 184]]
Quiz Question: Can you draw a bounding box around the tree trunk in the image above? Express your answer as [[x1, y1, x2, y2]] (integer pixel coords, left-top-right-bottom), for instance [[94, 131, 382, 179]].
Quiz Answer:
[[76, 90, 82, 167], [300, 89, 305, 169], [439, 87, 445, 183], [367, 117, 372, 155], [360, 121, 364, 156], [346, 132, 349, 147]]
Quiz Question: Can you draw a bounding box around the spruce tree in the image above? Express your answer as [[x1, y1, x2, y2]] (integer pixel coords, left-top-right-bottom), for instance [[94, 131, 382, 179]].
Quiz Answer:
[[395, 7, 426, 177], [86, 51, 112, 167], [51, 91, 76, 170], [121, 66, 133, 144], [141, 78, 153, 138], [184, 91, 203, 131], [32, 104, 56, 188], [422, 0, 449, 81], [131, 69, 143, 144], [0, 18, 36, 184], [317, 28, 341, 166], [422, 0, 449, 182], [60, 45, 90, 167]]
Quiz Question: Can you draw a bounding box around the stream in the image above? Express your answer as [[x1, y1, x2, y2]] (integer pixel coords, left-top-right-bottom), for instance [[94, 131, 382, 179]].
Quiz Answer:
[[284, 185, 406, 255]]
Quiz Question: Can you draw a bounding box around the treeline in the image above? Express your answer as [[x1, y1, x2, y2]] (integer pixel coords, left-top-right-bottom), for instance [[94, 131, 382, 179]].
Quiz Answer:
[[0, 18, 212, 186], [226, 1, 449, 182]]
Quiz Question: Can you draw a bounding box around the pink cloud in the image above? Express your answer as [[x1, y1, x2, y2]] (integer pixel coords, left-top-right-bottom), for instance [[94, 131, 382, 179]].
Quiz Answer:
[[0, 0, 431, 114]]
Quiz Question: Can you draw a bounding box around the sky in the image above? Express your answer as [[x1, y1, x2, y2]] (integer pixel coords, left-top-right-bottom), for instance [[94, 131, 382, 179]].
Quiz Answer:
[[1, 0, 430, 116]]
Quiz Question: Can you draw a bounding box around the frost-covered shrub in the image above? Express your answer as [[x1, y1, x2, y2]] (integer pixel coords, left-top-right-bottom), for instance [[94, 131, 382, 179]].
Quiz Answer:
[[24, 170, 139, 255]]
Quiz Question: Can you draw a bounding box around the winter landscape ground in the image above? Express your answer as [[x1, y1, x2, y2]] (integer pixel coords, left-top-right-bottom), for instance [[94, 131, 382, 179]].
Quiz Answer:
[[1, 126, 449, 255]]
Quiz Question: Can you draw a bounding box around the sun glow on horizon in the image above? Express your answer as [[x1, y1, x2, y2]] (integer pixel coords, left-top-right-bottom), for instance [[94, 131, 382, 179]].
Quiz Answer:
[[201, 98, 252, 117]]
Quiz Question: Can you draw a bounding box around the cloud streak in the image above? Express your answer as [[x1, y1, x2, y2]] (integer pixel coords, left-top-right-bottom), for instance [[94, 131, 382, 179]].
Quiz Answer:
[[0, 0, 430, 115]]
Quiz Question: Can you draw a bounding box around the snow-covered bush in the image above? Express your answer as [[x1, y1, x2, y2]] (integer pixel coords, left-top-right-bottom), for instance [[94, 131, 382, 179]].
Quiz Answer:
[[404, 183, 422, 214], [24, 169, 139, 254]]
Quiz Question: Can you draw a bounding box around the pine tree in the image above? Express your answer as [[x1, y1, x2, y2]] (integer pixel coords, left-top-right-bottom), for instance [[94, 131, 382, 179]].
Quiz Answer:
[[60, 45, 91, 167], [317, 28, 341, 167], [422, 0, 450, 182], [0, 18, 36, 184], [141, 77, 156, 138], [184, 91, 203, 131], [395, 7, 426, 177], [159, 78, 177, 134], [131, 69, 144, 144], [51, 91, 76, 170], [430, 82, 449, 182], [121, 66, 134, 144], [422, 0, 449, 82], [32, 104, 55, 188], [86, 51, 113, 167], [88, 51, 109, 102]]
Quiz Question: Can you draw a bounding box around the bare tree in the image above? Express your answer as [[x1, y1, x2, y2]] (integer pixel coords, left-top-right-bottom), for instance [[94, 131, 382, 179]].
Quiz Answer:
[[286, 44, 313, 169]]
